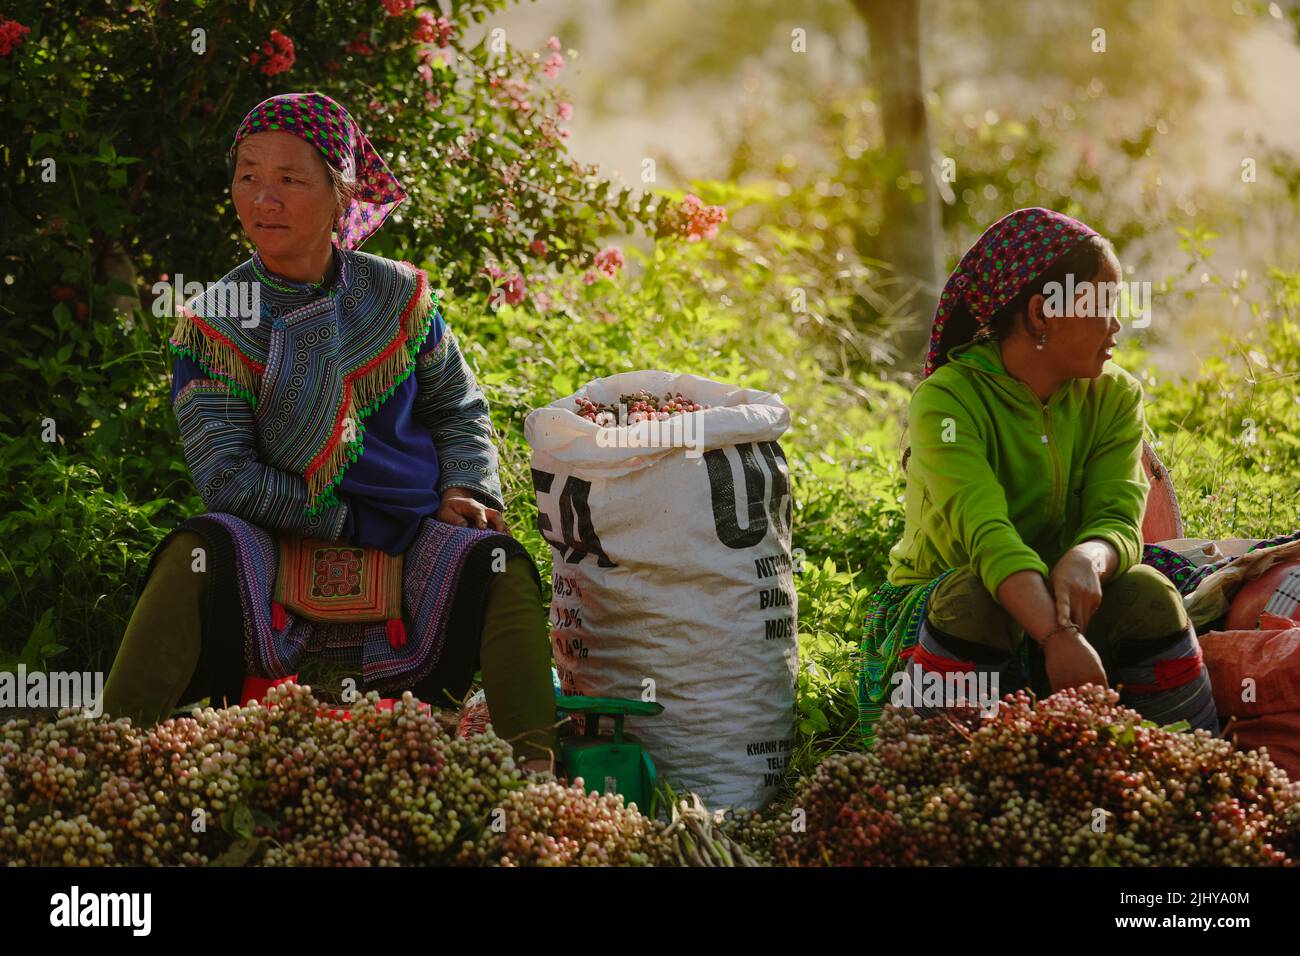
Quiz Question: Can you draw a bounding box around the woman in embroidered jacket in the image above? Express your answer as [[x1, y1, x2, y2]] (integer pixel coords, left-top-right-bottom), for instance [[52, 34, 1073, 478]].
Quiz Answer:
[[102, 93, 557, 770]]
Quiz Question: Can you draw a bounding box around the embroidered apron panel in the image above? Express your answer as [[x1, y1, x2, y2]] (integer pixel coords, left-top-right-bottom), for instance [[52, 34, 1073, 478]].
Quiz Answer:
[[272, 534, 403, 624]]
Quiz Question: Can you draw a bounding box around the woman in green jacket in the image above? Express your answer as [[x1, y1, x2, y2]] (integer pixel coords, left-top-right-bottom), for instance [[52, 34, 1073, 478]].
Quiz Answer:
[[858, 207, 1217, 747]]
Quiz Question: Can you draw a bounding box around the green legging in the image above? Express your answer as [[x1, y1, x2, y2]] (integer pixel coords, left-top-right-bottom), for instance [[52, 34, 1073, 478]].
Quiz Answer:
[[919, 562, 1218, 731], [925, 563, 1189, 659], [101, 532, 559, 762]]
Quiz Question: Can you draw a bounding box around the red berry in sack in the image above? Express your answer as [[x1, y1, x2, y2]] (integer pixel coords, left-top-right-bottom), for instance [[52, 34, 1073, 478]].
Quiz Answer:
[[574, 390, 708, 423]]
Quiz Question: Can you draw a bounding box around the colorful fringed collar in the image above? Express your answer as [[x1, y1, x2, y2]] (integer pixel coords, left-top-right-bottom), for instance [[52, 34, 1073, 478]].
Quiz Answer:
[[168, 245, 439, 515], [250, 243, 348, 298]]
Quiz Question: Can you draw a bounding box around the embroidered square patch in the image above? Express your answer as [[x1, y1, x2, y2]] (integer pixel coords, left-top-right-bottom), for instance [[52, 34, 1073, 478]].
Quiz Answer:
[[274, 535, 403, 624], [313, 546, 364, 598]]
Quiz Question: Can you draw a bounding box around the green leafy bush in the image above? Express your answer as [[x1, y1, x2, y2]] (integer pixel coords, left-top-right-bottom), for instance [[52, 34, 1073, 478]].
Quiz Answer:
[[0, 0, 662, 663], [1140, 268, 1300, 538]]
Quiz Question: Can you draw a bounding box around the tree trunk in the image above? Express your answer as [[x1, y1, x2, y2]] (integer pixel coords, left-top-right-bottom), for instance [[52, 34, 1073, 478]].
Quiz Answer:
[[97, 239, 142, 326], [853, 0, 942, 374]]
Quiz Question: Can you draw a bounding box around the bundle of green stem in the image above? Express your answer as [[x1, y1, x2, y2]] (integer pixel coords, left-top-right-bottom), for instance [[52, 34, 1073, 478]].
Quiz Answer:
[[656, 785, 766, 867]]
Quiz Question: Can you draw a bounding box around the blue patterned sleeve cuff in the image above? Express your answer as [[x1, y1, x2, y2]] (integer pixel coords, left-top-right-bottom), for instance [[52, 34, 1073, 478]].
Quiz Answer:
[[438, 476, 505, 513], [413, 327, 506, 512]]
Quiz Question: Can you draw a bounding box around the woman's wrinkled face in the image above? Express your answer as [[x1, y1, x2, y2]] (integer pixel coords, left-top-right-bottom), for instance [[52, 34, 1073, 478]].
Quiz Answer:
[[231, 131, 338, 258], [1028, 255, 1123, 379]]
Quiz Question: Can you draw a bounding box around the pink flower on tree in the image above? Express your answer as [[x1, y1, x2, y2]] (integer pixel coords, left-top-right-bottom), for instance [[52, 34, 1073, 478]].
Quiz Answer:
[[482, 262, 506, 281], [593, 246, 624, 278], [542, 52, 565, 79], [533, 290, 553, 312], [382, 0, 415, 15], [501, 162, 525, 189], [676, 194, 727, 242], [529, 239, 548, 257], [547, 35, 562, 52], [411, 11, 438, 42], [582, 270, 598, 285], [502, 273, 527, 306], [413, 12, 455, 46], [420, 45, 454, 67], [446, 130, 479, 163], [0, 17, 31, 57], [529, 113, 566, 151], [556, 102, 574, 121], [489, 75, 533, 113], [250, 30, 295, 76]]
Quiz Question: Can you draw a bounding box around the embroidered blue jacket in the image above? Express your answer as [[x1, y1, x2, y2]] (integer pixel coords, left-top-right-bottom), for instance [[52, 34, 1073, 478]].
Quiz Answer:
[[169, 245, 504, 555]]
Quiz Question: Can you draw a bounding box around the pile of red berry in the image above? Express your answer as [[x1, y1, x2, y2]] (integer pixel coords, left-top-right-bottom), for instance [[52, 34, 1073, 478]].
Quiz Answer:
[[770, 686, 1300, 867], [0, 684, 672, 867], [574, 389, 709, 426]]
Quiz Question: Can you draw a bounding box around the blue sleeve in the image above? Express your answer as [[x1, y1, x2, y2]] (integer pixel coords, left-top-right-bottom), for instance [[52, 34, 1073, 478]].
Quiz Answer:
[[171, 353, 208, 404], [171, 363, 350, 539], [411, 322, 505, 513]]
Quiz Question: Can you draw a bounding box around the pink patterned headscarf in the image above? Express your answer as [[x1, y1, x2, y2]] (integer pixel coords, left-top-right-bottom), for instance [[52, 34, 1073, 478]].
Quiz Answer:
[[227, 91, 406, 250], [923, 207, 1099, 379]]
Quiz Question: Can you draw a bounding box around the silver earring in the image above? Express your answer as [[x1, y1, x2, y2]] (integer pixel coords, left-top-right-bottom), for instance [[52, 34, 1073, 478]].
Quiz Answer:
[[1035, 332, 1047, 351]]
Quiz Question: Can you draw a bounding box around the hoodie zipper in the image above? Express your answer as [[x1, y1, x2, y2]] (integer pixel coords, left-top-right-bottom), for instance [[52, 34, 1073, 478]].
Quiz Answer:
[[1042, 401, 1062, 524], [967, 358, 1065, 526], [1015, 378, 1063, 526]]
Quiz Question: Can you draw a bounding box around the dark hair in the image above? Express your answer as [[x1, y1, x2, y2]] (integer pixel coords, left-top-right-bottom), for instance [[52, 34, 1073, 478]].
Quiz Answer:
[[901, 233, 1120, 473], [322, 160, 360, 221]]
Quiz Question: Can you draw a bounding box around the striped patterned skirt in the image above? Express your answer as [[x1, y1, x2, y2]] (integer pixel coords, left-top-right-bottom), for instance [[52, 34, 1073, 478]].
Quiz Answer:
[[152, 512, 531, 706], [856, 570, 956, 750]]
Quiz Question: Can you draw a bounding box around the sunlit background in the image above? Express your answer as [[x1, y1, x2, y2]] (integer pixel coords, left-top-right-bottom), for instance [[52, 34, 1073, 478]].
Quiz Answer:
[[495, 0, 1300, 377]]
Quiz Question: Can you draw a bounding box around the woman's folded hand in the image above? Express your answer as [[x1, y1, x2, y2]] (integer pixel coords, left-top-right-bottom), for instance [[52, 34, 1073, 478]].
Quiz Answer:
[[437, 487, 509, 534], [1049, 548, 1105, 634], [1042, 627, 1107, 691]]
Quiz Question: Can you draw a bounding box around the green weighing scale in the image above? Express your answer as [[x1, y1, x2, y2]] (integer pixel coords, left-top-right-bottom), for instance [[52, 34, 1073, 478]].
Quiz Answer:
[[554, 695, 664, 811]]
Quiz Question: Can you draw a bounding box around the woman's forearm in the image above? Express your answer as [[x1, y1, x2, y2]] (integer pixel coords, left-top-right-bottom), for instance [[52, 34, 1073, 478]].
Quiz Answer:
[[995, 538, 1120, 643], [412, 329, 506, 510], [995, 569, 1066, 645], [174, 379, 349, 539]]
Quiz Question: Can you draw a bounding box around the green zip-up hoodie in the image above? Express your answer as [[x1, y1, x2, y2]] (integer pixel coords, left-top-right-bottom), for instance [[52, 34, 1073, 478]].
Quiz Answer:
[[887, 337, 1150, 599]]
